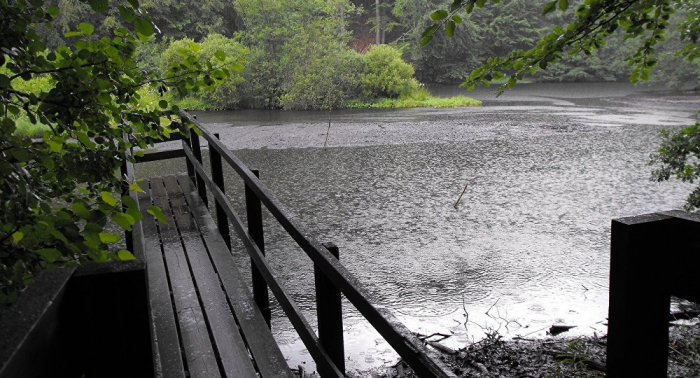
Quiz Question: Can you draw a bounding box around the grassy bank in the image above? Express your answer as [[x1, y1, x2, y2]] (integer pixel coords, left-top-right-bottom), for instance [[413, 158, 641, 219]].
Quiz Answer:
[[347, 95, 481, 109], [11, 89, 481, 137]]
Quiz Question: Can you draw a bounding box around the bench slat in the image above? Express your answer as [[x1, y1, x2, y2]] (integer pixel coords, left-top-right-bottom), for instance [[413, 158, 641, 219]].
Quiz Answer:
[[151, 178, 221, 378], [139, 181, 185, 378], [162, 176, 258, 378], [178, 175, 294, 378]]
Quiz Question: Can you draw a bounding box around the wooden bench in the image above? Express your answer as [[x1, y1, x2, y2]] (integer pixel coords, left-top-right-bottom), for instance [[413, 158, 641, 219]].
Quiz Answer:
[[138, 174, 293, 378]]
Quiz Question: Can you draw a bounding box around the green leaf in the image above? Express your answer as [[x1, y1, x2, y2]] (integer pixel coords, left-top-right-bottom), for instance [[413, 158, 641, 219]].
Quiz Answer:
[[76, 131, 96, 149], [475, 0, 486, 8], [47, 6, 60, 16], [101, 191, 118, 207], [117, 250, 136, 261], [446, 20, 456, 37], [430, 10, 449, 21], [99, 232, 121, 244], [47, 138, 63, 152], [78, 23, 94, 36], [147, 205, 168, 224], [451, 14, 463, 24], [421, 24, 439, 38], [558, 0, 568, 11], [72, 202, 90, 218], [134, 17, 154, 37], [88, 0, 108, 13], [129, 182, 145, 193], [38, 249, 61, 263], [12, 231, 23, 243], [159, 100, 168, 109], [112, 212, 135, 231], [542, 1, 557, 15], [64, 31, 81, 38], [214, 50, 226, 62]]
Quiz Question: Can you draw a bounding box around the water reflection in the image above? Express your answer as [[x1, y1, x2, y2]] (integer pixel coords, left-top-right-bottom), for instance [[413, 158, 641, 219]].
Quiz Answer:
[[137, 82, 698, 373]]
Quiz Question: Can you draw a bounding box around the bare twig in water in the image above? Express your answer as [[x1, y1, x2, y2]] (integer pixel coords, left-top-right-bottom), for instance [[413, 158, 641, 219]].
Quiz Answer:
[[323, 110, 332, 150], [453, 184, 469, 208], [462, 293, 469, 334], [485, 298, 500, 315]]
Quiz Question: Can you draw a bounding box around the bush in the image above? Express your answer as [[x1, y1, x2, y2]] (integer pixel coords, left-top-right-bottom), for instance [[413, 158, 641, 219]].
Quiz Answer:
[[281, 46, 364, 110], [160, 34, 247, 109], [360, 44, 418, 99]]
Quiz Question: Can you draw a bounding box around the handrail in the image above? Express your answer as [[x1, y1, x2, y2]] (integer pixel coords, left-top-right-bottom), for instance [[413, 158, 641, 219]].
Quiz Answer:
[[181, 142, 344, 378], [179, 110, 457, 378]]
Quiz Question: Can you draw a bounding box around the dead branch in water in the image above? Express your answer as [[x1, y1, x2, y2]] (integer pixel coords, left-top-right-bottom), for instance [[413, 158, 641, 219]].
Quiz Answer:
[[453, 184, 468, 208]]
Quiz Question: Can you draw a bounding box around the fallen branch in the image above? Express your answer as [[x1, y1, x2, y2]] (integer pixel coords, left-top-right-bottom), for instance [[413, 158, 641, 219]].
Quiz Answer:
[[453, 184, 468, 208], [427, 340, 457, 355]]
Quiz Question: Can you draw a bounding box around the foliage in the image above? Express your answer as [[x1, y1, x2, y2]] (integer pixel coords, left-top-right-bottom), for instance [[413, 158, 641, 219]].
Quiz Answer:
[[423, 0, 699, 93], [38, 0, 240, 47], [347, 90, 481, 108], [160, 34, 247, 109], [650, 122, 700, 210], [423, 0, 700, 210], [234, 0, 360, 109], [0, 0, 236, 310], [281, 47, 365, 110], [360, 44, 418, 98]]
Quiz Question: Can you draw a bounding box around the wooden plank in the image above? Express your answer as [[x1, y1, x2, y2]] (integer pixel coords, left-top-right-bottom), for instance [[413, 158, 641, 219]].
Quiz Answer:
[[151, 177, 221, 378], [139, 179, 185, 378], [162, 176, 258, 378], [180, 112, 457, 378], [178, 175, 293, 378], [135, 149, 186, 163]]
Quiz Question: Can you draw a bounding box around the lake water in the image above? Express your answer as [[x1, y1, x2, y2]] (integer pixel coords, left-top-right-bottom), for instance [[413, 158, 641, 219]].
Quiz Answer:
[[136, 82, 699, 374]]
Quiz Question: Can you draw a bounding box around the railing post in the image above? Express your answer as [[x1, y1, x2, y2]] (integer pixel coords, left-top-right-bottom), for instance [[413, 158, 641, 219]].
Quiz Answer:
[[189, 129, 208, 205], [607, 214, 672, 378], [209, 133, 230, 249], [120, 148, 133, 254], [184, 130, 195, 184], [246, 168, 270, 327], [316, 242, 345, 375]]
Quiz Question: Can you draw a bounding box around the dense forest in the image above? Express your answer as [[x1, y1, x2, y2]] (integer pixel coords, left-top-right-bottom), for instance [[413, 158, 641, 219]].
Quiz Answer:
[[31, 0, 699, 110]]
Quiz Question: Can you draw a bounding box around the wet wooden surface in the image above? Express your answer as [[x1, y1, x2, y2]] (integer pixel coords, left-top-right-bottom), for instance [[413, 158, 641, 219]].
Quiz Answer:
[[140, 174, 292, 378]]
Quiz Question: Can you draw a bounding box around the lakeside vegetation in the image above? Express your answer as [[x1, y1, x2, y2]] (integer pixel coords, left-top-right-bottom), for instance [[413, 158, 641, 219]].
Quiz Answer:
[[25, 0, 698, 113]]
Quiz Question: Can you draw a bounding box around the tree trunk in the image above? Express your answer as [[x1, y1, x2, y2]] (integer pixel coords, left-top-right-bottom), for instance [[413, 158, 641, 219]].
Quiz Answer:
[[375, 0, 381, 44]]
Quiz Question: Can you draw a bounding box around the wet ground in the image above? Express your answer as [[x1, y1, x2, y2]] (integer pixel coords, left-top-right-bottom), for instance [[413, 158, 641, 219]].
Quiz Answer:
[[138, 82, 699, 373]]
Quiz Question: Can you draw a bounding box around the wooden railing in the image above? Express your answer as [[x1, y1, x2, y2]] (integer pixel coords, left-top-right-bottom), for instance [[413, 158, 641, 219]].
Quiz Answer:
[[607, 210, 700, 377], [172, 110, 457, 378]]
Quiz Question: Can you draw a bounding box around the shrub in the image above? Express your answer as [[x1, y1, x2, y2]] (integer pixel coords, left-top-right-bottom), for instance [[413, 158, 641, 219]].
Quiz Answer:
[[159, 34, 247, 109], [360, 44, 418, 99], [281, 46, 364, 110]]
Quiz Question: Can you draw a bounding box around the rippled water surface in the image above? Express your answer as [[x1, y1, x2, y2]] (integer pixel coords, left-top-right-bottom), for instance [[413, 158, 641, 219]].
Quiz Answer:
[[137, 82, 699, 373]]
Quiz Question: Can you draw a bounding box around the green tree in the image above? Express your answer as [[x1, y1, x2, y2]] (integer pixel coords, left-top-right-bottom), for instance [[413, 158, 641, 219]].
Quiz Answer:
[[234, 0, 357, 109], [0, 0, 236, 309], [424, 0, 700, 210], [360, 44, 418, 98], [160, 34, 247, 109]]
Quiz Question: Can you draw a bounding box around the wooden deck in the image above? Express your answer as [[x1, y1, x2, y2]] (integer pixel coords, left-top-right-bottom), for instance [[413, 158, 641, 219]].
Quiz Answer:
[[139, 174, 292, 378], [0, 113, 458, 378]]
